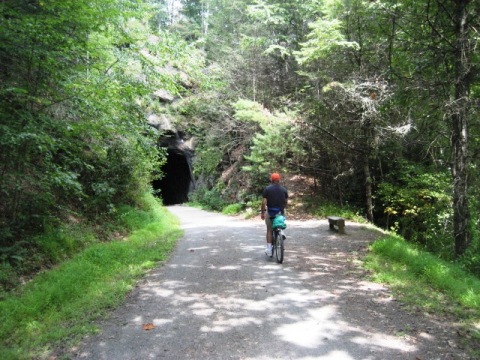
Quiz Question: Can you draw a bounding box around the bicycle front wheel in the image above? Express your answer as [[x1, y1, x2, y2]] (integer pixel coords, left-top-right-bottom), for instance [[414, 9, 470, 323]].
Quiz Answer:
[[274, 230, 284, 264]]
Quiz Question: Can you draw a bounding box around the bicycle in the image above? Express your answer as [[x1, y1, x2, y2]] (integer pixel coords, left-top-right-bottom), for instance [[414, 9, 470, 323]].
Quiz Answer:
[[271, 224, 286, 263], [270, 214, 286, 264]]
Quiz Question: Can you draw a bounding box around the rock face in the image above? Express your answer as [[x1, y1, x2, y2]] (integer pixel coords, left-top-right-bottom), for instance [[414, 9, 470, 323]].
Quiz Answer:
[[147, 65, 196, 205]]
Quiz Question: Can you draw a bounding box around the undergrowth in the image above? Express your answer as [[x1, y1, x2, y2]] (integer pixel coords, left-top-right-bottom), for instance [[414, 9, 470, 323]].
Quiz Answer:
[[305, 198, 367, 223]]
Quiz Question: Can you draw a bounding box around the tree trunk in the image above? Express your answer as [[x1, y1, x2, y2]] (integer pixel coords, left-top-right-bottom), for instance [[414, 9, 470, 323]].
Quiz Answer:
[[451, 0, 471, 257], [363, 119, 374, 223], [364, 158, 373, 223]]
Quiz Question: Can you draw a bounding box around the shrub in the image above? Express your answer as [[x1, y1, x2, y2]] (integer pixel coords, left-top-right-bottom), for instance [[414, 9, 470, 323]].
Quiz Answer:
[[222, 203, 243, 215], [376, 162, 453, 257], [190, 186, 227, 211]]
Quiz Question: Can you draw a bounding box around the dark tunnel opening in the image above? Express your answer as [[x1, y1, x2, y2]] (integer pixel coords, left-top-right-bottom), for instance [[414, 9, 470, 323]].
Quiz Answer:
[[153, 149, 193, 205]]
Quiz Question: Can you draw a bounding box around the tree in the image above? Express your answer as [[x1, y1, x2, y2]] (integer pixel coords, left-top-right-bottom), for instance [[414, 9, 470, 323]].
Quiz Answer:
[[381, 0, 477, 256], [450, 0, 474, 256], [0, 0, 205, 265]]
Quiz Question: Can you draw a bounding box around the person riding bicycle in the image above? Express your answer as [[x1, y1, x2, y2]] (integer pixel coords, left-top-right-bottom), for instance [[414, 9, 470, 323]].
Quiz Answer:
[[261, 173, 288, 256]]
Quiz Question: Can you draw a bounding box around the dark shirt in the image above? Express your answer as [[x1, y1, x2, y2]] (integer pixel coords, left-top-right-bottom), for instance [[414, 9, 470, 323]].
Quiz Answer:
[[262, 183, 288, 211]]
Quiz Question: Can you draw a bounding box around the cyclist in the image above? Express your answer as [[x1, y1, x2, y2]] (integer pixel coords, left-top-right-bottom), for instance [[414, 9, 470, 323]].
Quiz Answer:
[[260, 173, 288, 256]]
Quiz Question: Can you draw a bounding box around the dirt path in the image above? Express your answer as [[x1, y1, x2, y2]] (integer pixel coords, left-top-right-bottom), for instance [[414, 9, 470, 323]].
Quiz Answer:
[[72, 205, 469, 359]]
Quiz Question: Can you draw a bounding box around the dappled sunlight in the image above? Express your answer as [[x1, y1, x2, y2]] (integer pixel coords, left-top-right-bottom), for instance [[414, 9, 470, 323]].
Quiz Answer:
[[191, 307, 217, 317], [351, 333, 416, 352], [150, 287, 174, 298], [127, 251, 422, 357], [201, 316, 262, 332], [76, 207, 448, 359], [131, 315, 144, 325], [167, 263, 203, 269], [151, 318, 174, 327], [301, 350, 356, 360], [275, 305, 343, 348], [217, 265, 242, 270], [180, 217, 259, 231]]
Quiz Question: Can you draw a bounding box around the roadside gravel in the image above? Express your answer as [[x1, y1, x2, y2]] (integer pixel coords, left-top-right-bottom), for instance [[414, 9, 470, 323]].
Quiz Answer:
[[71, 205, 470, 359]]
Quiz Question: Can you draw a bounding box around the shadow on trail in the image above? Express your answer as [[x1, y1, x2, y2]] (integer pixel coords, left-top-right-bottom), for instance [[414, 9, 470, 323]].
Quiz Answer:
[[75, 206, 463, 360]]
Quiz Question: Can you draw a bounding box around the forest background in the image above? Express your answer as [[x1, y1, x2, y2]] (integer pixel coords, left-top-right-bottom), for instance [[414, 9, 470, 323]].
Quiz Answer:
[[0, 0, 479, 297]]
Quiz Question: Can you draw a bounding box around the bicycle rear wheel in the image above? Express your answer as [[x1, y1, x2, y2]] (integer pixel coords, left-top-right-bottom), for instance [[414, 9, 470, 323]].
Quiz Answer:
[[274, 230, 284, 263]]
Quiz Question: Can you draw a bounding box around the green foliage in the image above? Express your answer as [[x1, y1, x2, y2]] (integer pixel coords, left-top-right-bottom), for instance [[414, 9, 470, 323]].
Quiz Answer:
[[189, 186, 227, 211], [376, 163, 452, 256], [0, 0, 201, 274], [193, 147, 223, 178], [305, 197, 367, 223], [222, 203, 244, 215], [296, 18, 359, 65], [244, 198, 263, 219], [35, 224, 96, 264], [460, 230, 480, 277], [0, 194, 181, 359], [246, 1, 286, 25], [235, 100, 304, 191], [233, 99, 271, 125]]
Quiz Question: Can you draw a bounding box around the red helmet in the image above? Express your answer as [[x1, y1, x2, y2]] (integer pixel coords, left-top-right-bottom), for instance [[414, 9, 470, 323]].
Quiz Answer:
[[271, 173, 281, 181]]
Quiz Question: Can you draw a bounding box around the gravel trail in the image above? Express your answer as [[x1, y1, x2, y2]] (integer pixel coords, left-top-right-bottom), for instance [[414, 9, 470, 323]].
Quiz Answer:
[[73, 205, 468, 360]]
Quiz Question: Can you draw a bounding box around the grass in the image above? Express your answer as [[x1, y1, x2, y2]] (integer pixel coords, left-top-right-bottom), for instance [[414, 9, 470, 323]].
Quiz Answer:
[[0, 194, 182, 360], [364, 233, 480, 353]]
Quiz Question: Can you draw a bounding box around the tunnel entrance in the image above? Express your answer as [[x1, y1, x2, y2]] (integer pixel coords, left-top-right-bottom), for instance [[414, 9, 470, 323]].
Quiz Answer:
[[153, 147, 194, 206]]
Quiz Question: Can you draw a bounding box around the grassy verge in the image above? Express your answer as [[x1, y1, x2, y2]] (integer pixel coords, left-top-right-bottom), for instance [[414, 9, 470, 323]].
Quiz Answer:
[[364, 233, 480, 353], [0, 194, 182, 360]]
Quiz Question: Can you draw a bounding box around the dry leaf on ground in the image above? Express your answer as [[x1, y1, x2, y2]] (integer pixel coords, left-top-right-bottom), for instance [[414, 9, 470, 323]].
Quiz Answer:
[[142, 323, 156, 331]]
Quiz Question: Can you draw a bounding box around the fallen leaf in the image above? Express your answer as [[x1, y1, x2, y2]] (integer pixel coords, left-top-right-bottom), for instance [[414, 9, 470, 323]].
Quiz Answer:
[[143, 323, 156, 331]]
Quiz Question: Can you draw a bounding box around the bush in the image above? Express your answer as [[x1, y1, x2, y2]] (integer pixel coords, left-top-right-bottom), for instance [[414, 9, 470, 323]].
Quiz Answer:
[[190, 186, 227, 211], [222, 203, 243, 215], [376, 163, 452, 257], [237, 198, 262, 219]]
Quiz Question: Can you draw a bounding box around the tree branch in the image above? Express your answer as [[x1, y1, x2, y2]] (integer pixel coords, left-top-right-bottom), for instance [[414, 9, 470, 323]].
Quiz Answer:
[[308, 122, 365, 155]]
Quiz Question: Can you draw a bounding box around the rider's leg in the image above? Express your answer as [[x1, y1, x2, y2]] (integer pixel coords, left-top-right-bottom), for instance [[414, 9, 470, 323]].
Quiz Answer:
[[265, 216, 273, 254]]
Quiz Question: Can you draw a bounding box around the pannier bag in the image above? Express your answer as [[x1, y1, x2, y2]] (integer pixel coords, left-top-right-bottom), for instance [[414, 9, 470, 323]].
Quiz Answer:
[[272, 215, 287, 229]]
